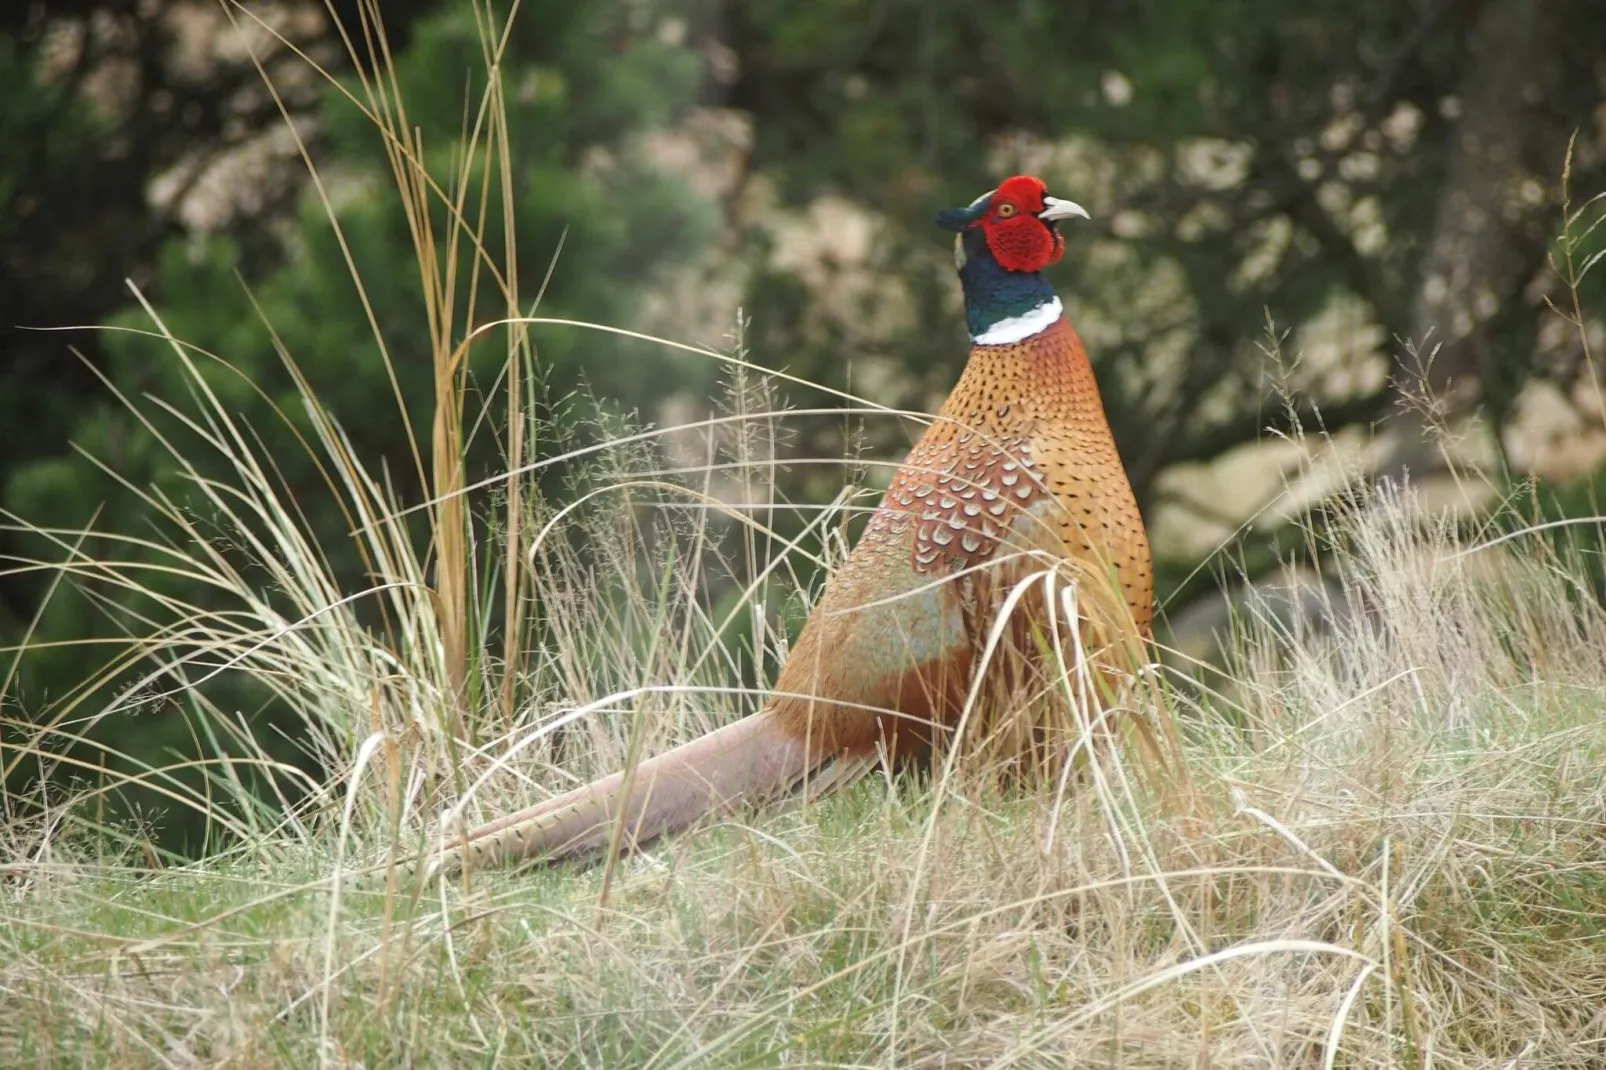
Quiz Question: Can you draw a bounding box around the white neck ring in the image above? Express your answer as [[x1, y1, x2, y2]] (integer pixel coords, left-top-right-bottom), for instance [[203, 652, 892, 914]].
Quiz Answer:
[[972, 296, 1063, 345]]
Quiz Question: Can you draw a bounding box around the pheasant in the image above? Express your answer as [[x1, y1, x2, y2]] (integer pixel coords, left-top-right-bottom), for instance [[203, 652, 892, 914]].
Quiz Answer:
[[425, 174, 1153, 876]]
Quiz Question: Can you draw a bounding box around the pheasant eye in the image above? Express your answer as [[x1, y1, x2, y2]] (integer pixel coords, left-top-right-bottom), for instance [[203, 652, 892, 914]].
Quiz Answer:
[[995, 202, 1017, 218]]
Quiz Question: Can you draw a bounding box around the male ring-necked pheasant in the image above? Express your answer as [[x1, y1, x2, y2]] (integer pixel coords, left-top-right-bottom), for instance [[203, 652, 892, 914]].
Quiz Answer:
[[427, 175, 1153, 875]]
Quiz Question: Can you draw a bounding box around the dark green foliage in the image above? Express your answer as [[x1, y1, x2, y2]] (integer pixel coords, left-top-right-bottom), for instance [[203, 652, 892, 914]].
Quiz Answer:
[[726, 0, 1605, 504], [2, 1, 719, 849]]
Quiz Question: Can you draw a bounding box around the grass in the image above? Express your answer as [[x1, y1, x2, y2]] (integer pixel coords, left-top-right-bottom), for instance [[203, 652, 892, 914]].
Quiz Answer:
[[5, 1, 1606, 1066], [7, 548, 1606, 1066]]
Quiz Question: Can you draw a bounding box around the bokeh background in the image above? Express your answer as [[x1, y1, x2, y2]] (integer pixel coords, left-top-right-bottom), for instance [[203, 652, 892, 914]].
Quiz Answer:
[[4, 0, 1605, 849]]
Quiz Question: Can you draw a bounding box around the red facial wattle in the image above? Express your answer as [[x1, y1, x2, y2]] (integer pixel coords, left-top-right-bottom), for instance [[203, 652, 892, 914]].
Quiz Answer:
[[983, 213, 1065, 273], [979, 176, 1066, 273]]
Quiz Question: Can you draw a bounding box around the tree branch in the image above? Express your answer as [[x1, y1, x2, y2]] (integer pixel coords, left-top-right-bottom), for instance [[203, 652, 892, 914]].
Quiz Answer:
[[1165, 387, 1392, 471]]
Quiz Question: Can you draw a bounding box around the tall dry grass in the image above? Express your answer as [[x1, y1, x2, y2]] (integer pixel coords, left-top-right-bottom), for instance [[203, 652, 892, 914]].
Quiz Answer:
[[3, 1, 1605, 1065]]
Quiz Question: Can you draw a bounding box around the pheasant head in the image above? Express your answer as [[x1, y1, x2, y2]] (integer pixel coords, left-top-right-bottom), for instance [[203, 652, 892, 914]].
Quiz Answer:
[[935, 174, 1088, 345]]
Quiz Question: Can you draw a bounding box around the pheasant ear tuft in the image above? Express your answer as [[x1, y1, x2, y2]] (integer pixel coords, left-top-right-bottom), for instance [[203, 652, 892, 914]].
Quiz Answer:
[[936, 187, 997, 232]]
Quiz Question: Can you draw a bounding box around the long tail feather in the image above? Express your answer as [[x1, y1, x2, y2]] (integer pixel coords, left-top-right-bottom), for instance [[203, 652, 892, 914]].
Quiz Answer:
[[421, 710, 829, 878]]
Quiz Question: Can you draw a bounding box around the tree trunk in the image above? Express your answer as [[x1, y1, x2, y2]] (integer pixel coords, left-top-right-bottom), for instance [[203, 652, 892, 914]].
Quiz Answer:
[[1381, 0, 1561, 482]]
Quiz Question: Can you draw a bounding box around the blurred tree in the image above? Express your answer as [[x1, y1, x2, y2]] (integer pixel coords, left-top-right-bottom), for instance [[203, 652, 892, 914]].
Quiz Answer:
[[0, 0, 437, 634], [722, 0, 1605, 551], [0, 0, 440, 846], [2, 0, 719, 848]]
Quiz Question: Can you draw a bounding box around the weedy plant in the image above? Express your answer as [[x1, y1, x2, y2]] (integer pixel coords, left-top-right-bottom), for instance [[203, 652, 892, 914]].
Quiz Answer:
[[3, 2, 1606, 1066]]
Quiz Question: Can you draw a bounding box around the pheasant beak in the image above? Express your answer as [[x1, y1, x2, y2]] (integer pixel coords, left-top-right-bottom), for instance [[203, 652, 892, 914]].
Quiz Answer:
[[1038, 197, 1090, 222]]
